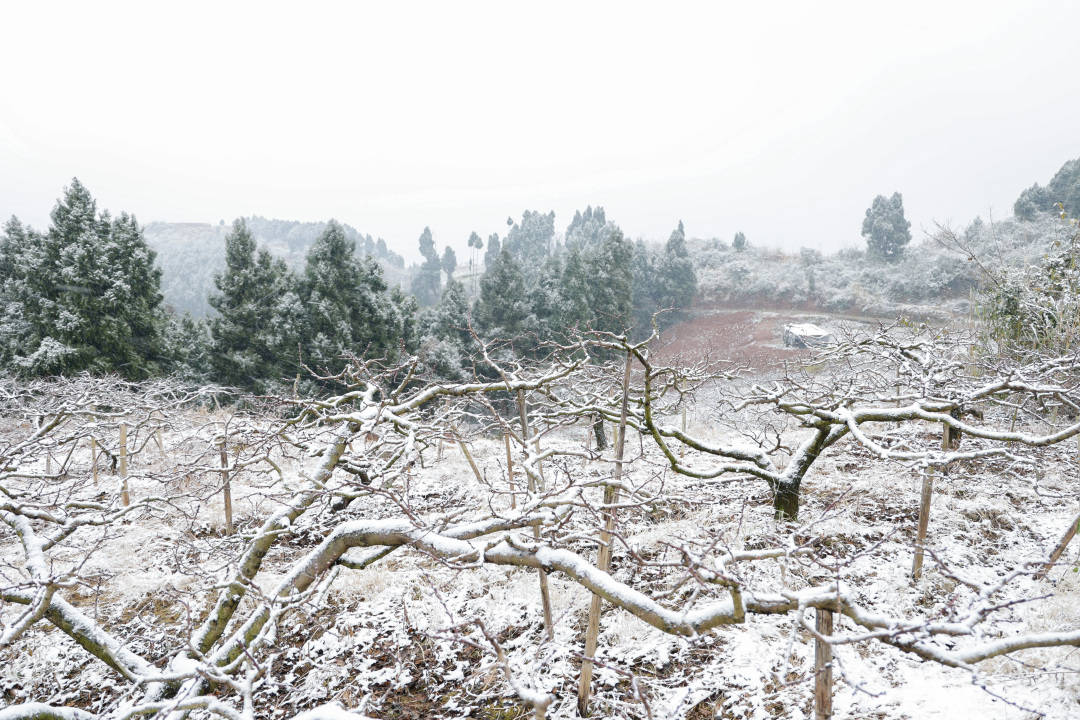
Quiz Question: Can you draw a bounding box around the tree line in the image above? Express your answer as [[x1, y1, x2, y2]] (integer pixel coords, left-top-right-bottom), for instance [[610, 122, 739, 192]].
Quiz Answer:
[[0, 181, 697, 391]]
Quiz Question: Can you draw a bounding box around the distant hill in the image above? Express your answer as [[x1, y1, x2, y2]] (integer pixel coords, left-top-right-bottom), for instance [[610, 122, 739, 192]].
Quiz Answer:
[[144, 217, 408, 317]]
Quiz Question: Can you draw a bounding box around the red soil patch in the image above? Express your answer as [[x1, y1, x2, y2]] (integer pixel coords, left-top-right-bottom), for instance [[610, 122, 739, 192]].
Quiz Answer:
[[654, 309, 806, 369]]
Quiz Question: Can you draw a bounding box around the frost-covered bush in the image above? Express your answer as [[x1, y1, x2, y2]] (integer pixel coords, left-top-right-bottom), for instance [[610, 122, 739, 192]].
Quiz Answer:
[[690, 234, 979, 313], [977, 213, 1080, 354]]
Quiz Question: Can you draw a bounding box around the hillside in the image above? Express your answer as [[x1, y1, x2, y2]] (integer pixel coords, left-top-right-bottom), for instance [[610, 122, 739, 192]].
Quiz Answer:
[[144, 217, 409, 317]]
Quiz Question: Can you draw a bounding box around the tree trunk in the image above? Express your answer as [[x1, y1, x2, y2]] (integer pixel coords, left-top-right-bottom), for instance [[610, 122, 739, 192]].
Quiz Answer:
[[592, 413, 607, 451], [773, 481, 799, 521]]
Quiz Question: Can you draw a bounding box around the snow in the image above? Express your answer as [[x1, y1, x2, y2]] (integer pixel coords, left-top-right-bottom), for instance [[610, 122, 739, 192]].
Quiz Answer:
[[2, 373, 1080, 719]]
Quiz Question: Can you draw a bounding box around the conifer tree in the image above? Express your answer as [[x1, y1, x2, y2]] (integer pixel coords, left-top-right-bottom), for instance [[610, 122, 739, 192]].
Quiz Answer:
[[209, 219, 301, 392], [301, 220, 398, 372], [630, 239, 660, 335], [410, 226, 443, 306], [558, 247, 593, 331], [862, 193, 911, 262], [473, 248, 529, 337], [484, 234, 501, 267], [441, 246, 457, 283], [585, 227, 634, 334], [0, 179, 165, 378], [654, 220, 697, 317], [417, 279, 472, 380], [503, 210, 555, 268]]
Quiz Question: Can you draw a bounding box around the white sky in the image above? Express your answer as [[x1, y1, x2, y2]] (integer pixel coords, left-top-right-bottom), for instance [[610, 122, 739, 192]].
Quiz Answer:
[[1, 1, 1078, 262]]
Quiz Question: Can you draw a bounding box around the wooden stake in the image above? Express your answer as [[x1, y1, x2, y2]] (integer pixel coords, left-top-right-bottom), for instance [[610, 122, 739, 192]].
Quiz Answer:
[[504, 432, 516, 509], [1035, 510, 1080, 581], [455, 432, 484, 485], [90, 437, 98, 488], [517, 389, 554, 642], [220, 438, 233, 536], [814, 608, 834, 720], [679, 407, 687, 457], [913, 424, 949, 580], [119, 423, 130, 506], [578, 350, 633, 716], [155, 427, 165, 456]]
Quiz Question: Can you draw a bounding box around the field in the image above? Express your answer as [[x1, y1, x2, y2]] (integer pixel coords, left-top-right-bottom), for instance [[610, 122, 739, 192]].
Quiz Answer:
[[2, 323, 1080, 720]]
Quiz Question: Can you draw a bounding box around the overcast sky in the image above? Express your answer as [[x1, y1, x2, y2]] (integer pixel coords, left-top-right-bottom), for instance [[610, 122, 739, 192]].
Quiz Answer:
[[2, 1, 1078, 262]]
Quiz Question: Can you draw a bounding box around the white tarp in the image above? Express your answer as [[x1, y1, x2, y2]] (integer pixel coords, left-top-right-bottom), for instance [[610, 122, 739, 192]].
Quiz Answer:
[[782, 323, 835, 348]]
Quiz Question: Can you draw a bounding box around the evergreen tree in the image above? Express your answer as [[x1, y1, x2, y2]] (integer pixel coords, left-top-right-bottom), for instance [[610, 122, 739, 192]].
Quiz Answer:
[[654, 220, 697, 318], [733, 231, 747, 252], [564, 205, 609, 251], [586, 228, 634, 334], [0, 218, 40, 368], [484, 234, 501, 267], [441, 246, 457, 282], [209, 219, 301, 392], [862, 192, 911, 262], [417, 226, 436, 262], [503, 210, 555, 268], [302, 220, 398, 372], [1014, 157, 1080, 220], [473, 248, 529, 337], [0, 179, 165, 378], [630, 239, 660, 335], [164, 314, 212, 384], [410, 226, 443, 306], [418, 279, 472, 380], [528, 254, 563, 339], [555, 227, 634, 336], [557, 246, 594, 331]]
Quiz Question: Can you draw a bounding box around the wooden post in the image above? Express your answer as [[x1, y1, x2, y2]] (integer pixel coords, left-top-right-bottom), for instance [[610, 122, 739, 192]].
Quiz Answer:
[[504, 432, 516, 509], [119, 423, 130, 506], [90, 437, 98, 488], [913, 424, 949, 580], [814, 608, 834, 720], [155, 427, 165, 456], [219, 438, 233, 536], [517, 389, 554, 642], [578, 350, 633, 716], [455, 432, 484, 485], [679, 407, 687, 457], [1035, 510, 1080, 581]]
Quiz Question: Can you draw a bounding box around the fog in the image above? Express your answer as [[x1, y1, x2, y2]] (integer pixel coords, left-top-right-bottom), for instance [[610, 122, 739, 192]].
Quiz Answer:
[[2, 0, 1078, 261]]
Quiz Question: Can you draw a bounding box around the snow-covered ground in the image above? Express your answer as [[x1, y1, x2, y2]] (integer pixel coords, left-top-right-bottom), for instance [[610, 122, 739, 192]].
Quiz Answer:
[[2, 387, 1079, 719]]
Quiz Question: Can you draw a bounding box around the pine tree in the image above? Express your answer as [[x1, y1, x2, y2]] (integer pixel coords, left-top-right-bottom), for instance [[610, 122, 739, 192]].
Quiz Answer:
[[503, 210, 555, 268], [441, 246, 457, 283], [630, 239, 660, 335], [473, 248, 529, 337], [484, 234, 501, 267], [862, 193, 911, 262], [417, 279, 473, 380], [164, 313, 212, 384], [586, 228, 634, 334], [410, 227, 443, 306], [564, 205, 609, 251], [1, 179, 165, 378], [301, 220, 398, 373], [209, 219, 301, 392], [558, 247, 593, 331], [654, 220, 697, 319]]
